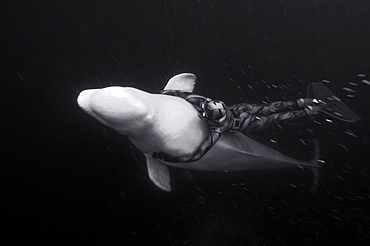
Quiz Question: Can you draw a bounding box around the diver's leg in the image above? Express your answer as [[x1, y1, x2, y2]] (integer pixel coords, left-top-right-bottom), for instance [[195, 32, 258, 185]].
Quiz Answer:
[[240, 110, 308, 133], [232, 101, 299, 115], [245, 98, 321, 115]]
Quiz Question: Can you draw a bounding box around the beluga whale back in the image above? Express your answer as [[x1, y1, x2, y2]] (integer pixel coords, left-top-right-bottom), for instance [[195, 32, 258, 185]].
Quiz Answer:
[[77, 73, 321, 192]]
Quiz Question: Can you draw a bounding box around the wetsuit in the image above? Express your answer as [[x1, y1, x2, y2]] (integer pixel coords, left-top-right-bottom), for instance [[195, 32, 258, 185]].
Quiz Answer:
[[227, 100, 308, 133], [153, 90, 313, 162]]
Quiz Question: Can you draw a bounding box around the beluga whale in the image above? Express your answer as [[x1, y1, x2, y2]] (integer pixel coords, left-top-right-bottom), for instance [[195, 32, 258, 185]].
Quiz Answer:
[[77, 73, 322, 192]]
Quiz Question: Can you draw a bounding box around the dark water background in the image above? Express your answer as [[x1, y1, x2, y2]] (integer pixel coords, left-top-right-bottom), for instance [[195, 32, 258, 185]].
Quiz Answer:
[[2, 0, 370, 245]]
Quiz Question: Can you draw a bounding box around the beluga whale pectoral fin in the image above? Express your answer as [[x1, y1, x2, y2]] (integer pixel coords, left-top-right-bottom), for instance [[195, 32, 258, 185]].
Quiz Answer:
[[144, 154, 172, 192], [163, 73, 197, 93]]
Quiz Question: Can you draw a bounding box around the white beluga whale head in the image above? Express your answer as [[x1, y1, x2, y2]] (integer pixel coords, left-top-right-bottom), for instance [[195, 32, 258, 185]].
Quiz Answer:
[[77, 73, 321, 193], [77, 86, 153, 136]]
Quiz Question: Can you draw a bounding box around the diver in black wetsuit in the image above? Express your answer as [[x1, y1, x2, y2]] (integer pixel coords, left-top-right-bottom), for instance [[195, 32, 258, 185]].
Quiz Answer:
[[153, 90, 321, 163], [186, 95, 321, 133]]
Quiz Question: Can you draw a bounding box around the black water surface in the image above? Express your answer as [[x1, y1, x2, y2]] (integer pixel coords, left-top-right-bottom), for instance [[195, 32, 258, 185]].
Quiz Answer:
[[3, 0, 370, 245]]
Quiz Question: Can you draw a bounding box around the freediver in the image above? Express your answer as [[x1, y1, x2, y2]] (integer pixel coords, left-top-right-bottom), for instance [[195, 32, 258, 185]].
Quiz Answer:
[[153, 81, 360, 163]]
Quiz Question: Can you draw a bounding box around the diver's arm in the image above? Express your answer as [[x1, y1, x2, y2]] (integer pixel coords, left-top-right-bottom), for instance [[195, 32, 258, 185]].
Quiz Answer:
[[161, 89, 191, 98]]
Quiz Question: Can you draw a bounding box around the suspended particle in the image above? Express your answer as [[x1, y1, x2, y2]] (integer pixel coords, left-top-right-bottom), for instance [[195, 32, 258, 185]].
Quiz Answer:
[[337, 144, 348, 152], [336, 175, 346, 181], [349, 82, 358, 86], [322, 79, 330, 83], [325, 119, 333, 123], [318, 159, 326, 164], [357, 74, 366, 77], [342, 87, 355, 93], [17, 72, 24, 81], [345, 130, 358, 138], [361, 79, 370, 85], [346, 95, 354, 98], [334, 195, 344, 201], [300, 139, 307, 145], [110, 53, 118, 62], [332, 95, 341, 101], [341, 169, 350, 174], [119, 190, 126, 198]]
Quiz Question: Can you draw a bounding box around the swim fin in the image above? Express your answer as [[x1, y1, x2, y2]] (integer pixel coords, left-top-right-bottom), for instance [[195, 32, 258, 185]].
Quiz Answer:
[[307, 82, 361, 123]]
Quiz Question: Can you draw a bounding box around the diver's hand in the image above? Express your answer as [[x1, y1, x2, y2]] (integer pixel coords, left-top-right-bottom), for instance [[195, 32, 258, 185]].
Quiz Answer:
[[297, 98, 315, 108], [304, 105, 321, 115]]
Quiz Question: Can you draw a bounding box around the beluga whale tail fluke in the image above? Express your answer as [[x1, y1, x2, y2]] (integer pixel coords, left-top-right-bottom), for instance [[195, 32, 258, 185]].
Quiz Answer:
[[76, 73, 360, 193]]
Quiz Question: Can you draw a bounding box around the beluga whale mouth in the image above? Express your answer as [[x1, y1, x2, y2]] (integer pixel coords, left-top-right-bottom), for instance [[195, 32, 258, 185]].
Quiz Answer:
[[77, 89, 92, 112], [77, 73, 360, 193]]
